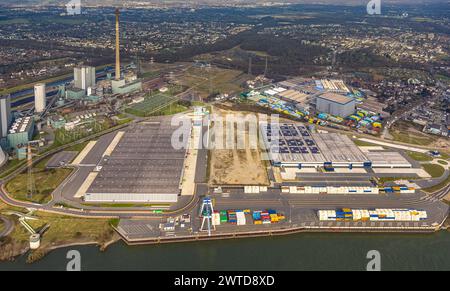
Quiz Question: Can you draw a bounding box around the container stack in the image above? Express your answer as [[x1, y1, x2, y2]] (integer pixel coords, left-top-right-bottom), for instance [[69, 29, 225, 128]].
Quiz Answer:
[[262, 211, 271, 224], [220, 211, 228, 223], [253, 211, 262, 225], [227, 210, 237, 225], [215, 209, 286, 226], [318, 208, 427, 222], [318, 210, 336, 221], [236, 211, 246, 226], [212, 212, 221, 226]]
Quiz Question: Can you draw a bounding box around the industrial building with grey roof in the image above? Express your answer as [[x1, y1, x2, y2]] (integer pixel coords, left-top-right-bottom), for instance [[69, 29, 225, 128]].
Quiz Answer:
[[260, 123, 412, 169], [85, 119, 190, 203]]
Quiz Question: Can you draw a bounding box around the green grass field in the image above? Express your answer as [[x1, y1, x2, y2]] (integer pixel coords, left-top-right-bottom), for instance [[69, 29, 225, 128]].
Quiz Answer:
[[423, 164, 446, 178], [0, 159, 27, 179], [406, 151, 433, 162], [391, 131, 436, 146], [5, 168, 73, 204], [125, 94, 177, 117], [389, 121, 437, 146]]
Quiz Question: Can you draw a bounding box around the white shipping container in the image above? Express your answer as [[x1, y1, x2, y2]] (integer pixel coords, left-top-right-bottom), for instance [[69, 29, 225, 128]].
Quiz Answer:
[[236, 212, 246, 226], [212, 213, 221, 226]]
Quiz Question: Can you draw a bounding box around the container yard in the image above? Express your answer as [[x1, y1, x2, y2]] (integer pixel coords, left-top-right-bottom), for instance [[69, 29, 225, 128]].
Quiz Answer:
[[242, 77, 389, 136], [211, 209, 286, 227], [248, 93, 307, 120], [281, 186, 380, 195], [317, 109, 384, 135], [318, 209, 428, 222]]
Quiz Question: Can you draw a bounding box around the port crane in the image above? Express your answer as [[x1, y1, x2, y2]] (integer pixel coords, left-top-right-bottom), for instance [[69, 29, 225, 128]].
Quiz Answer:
[[199, 197, 215, 236]]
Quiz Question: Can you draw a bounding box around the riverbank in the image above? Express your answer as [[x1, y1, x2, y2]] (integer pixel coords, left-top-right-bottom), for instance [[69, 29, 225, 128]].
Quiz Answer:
[[2, 230, 450, 271], [0, 200, 119, 262], [1, 216, 449, 264]]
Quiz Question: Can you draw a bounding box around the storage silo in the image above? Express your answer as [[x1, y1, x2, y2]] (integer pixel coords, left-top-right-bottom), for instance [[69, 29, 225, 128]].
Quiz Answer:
[[34, 83, 47, 113]]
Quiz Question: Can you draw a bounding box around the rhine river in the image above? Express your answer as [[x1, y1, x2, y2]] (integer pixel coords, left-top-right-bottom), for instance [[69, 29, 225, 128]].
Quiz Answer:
[[1, 232, 450, 271]]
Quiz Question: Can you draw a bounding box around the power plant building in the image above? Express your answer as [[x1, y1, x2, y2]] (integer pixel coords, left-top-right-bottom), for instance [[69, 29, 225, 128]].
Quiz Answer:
[[7, 116, 35, 149], [110, 8, 142, 95], [0, 95, 12, 139], [34, 83, 47, 113], [316, 93, 356, 118], [74, 66, 96, 92]]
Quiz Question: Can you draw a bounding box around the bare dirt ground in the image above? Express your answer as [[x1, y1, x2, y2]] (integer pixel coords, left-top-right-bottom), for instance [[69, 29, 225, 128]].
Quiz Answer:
[[209, 108, 269, 186]]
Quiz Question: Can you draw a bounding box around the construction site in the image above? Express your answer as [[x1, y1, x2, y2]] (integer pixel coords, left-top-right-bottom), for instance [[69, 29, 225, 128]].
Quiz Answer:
[[209, 108, 269, 186]]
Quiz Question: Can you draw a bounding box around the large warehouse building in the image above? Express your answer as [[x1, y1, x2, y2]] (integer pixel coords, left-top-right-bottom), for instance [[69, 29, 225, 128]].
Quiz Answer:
[[85, 120, 190, 203], [261, 123, 412, 169], [316, 93, 356, 118]]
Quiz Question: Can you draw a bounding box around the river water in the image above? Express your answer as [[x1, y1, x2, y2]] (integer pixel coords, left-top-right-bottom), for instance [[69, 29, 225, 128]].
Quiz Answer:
[[1, 231, 450, 271]]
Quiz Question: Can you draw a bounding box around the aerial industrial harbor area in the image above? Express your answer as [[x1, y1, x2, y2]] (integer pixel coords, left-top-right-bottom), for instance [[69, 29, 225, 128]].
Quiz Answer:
[[0, 0, 449, 272]]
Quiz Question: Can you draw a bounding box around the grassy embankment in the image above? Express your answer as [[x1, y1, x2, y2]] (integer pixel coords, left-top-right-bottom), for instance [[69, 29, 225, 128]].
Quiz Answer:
[[3, 142, 89, 204], [423, 174, 450, 194], [422, 164, 445, 178], [406, 151, 433, 162], [0, 159, 27, 179], [390, 121, 437, 146], [5, 157, 73, 204], [0, 200, 117, 262]]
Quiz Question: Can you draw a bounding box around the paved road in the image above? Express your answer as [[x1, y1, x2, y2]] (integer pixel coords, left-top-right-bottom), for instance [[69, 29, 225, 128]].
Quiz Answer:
[[423, 182, 450, 202], [0, 215, 14, 238], [212, 189, 449, 226]]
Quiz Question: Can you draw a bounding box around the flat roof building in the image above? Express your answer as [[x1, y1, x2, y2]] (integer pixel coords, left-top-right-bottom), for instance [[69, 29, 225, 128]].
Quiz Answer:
[[261, 123, 411, 169], [7, 116, 35, 149], [316, 93, 356, 118], [85, 119, 190, 203]]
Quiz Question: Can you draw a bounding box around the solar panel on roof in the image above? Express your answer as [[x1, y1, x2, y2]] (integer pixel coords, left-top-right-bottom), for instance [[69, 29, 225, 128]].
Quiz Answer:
[[290, 147, 301, 153], [281, 148, 290, 154]]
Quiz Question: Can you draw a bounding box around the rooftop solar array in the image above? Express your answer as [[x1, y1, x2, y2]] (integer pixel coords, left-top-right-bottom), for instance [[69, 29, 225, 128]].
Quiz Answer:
[[260, 123, 369, 165], [88, 120, 190, 195]]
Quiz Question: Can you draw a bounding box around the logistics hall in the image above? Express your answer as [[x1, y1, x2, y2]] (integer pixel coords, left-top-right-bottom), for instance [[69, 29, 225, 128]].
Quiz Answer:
[[260, 123, 412, 169], [84, 120, 190, 203]]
